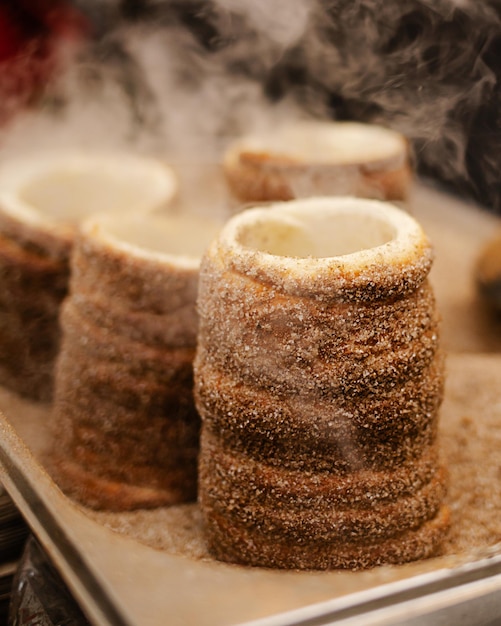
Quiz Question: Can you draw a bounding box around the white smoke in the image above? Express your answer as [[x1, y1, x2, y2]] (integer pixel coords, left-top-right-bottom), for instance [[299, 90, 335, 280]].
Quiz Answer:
[[213, 0, 313, 49], [0, 0, 500, 209]]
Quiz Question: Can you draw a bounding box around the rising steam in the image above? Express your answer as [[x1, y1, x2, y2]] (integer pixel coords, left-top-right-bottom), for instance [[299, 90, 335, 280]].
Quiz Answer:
[[0, 0, 500, 210]]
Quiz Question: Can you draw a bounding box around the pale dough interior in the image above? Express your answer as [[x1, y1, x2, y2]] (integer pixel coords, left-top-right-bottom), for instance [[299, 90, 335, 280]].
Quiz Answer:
[[89, 214, 222, 261], [237, 210, 396, 259], [237, 121, 406, 164]]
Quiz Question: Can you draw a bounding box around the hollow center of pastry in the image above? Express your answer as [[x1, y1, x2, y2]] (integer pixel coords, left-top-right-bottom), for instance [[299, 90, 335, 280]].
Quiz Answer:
[[238, 211, 396, 258], [19, 168, 164, 223], [100, 215, 220, 258], [239, 121, 404, 164]]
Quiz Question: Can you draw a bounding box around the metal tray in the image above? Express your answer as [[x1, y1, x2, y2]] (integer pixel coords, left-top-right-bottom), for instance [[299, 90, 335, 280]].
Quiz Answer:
[[1, 182, 501, 626]]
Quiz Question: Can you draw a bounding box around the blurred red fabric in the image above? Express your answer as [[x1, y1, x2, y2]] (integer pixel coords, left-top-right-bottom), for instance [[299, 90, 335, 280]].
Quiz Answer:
[[0, 0, 89, 121]]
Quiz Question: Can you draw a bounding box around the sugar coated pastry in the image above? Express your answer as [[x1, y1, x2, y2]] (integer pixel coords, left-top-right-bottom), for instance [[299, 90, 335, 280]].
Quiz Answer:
[[195, 196, 449, 570], [50, 212, 220, 510], [223, 120, 412, 205], [0, 150, 177, 401]]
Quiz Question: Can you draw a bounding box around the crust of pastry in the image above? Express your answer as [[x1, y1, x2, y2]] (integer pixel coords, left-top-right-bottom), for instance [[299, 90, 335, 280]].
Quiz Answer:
[[203, 505, 450, 570], [49, 213, 214, 510], [0, 151, 178, 400], [223, 121, 412, 204], [195, 197, 448, 569]]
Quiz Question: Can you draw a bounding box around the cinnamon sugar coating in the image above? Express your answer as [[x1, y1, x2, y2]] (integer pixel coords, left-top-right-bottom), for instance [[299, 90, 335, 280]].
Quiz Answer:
[[50, 217, 203, 511], [203, 505, 450, 571], [72, 234, 199, 322], [196, 357, 443, 471], [0, 226, 69, 401], [195, 197, 449, 570]]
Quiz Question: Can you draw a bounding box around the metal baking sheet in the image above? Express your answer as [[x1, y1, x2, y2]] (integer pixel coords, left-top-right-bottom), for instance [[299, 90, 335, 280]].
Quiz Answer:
[[1, 181, 501, 626]]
